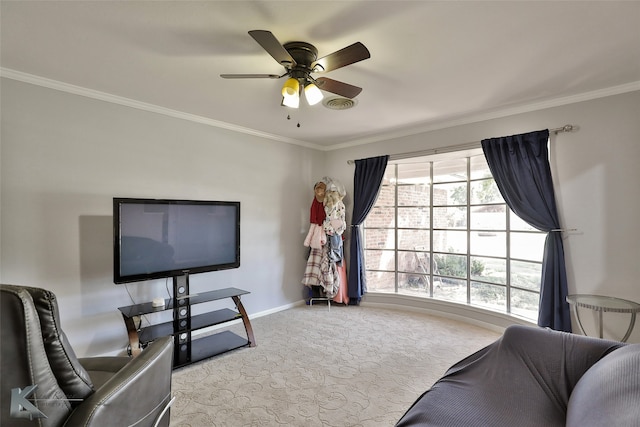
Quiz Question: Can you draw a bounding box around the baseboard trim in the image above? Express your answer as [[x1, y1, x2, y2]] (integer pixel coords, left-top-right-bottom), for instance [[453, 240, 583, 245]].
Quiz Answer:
[[190, 300, 306, 339], [360, 293, 535, 334]]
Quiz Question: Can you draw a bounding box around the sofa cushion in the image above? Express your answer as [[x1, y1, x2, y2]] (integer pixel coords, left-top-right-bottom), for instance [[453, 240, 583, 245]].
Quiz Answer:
[[25, 286, 95, 402], [566, 343, 640, 427]]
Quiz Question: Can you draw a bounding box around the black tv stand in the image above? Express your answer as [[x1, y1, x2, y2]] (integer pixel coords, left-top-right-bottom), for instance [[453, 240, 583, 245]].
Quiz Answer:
[[118, 275, 256, 368]]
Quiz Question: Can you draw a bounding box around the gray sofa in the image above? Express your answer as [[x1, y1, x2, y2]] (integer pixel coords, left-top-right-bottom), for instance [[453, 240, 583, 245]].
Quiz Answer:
[[1, 284, 174, 427], [397, 324, 640, 426]]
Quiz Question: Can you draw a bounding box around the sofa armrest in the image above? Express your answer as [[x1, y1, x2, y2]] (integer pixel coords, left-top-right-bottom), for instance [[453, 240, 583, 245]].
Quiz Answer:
[[566, 343, 640, 427], [64, 337, 174, 427], [397, 325, 625, 427]]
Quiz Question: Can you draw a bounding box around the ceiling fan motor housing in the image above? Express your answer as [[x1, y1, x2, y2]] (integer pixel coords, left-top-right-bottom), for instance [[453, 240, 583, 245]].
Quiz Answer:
[[283, 42, 319, 81]]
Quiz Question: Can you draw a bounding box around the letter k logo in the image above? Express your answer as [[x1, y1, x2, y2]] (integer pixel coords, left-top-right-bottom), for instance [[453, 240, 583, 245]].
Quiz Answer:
[[10, 385, 47, 420]]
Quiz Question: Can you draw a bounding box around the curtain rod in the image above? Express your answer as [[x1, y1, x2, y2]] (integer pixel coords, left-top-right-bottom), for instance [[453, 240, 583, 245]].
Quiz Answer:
[[550, 124, 579, 134], [347, 124, 578, 164]]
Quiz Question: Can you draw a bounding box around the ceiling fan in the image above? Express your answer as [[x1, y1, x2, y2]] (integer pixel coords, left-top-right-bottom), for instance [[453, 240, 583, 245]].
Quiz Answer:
[[220, 30, 370, 108]]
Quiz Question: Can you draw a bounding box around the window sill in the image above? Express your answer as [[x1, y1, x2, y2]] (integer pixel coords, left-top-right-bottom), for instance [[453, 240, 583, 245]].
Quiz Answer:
[[361, 292, 536, 333]]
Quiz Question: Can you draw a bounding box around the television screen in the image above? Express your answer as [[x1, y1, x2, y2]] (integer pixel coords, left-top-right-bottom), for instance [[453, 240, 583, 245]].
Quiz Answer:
[[113, 198, 240, 284]]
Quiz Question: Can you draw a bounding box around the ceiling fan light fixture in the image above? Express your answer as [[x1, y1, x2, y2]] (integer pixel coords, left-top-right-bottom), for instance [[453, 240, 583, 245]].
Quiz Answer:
[[304, 83, 324, 106], [281, 77, 299, 98], [282, 94, 299, 108]]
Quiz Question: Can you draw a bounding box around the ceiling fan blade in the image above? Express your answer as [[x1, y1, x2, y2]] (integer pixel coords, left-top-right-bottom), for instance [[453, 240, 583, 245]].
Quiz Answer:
[[248, 30, 297, 67], [220, 74, 282, 79], [312, 42, 370, 73], [315, 77, 362, 99]]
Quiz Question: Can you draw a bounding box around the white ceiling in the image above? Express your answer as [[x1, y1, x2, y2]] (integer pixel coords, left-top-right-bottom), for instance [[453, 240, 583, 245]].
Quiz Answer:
[[1, 1, 639, 149]]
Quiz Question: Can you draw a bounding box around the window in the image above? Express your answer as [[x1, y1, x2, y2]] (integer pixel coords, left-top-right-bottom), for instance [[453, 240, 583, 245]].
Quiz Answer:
[[363, 151, 543, 321]]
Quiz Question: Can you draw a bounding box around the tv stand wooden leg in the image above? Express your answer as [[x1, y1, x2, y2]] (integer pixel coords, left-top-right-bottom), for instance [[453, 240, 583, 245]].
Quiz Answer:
[[121, 313, 142, 357], [232, 295, 256, 347]]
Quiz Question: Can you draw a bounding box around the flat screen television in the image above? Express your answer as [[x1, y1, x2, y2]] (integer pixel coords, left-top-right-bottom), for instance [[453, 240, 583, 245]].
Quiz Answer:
[[113, 198, 240, 284]]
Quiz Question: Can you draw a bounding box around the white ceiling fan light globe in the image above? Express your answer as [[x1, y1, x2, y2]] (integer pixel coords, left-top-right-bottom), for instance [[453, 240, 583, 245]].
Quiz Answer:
[[304, 83, 324, 106], [282, 94, 300, 108]]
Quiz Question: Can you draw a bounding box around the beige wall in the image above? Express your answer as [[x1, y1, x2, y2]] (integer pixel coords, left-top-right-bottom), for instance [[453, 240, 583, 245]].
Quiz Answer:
[[1, 78, 325, 356], [2, 76, 639, 357]]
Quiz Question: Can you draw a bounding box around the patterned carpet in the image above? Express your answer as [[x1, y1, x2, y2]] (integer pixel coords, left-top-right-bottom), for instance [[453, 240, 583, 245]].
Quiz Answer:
[[170, 304, 501, 426]]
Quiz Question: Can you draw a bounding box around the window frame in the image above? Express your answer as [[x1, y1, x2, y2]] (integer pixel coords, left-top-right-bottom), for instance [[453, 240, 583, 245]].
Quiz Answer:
[[363, 151, 543, 321]]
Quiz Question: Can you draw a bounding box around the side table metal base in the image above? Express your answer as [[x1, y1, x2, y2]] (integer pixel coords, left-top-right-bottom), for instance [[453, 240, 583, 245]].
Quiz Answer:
[[566, 294, 640, 342]]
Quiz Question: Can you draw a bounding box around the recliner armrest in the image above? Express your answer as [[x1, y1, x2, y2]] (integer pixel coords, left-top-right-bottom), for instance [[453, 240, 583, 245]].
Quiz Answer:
[[64, 337, 174, 427]]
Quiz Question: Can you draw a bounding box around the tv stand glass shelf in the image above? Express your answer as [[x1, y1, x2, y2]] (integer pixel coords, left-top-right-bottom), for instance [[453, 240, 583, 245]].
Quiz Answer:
[[118, 280, 256, 369]]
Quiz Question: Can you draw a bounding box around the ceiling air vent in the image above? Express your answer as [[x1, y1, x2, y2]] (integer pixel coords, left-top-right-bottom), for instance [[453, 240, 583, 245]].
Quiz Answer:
[[323, 97, 358, 110]]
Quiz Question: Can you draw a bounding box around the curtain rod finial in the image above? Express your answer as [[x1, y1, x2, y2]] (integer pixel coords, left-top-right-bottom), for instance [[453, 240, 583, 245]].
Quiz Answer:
[[553, 124, 579, 134]]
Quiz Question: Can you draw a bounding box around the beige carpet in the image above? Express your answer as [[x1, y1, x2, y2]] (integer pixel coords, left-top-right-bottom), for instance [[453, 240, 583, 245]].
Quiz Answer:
[[170, 304, 501, 426]]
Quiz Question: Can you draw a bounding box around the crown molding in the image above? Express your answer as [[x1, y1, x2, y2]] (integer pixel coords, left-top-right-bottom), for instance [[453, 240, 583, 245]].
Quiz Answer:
[[0, 68, 324, 151], [327, 80, 640, 151], [3, 67, 638, 152]]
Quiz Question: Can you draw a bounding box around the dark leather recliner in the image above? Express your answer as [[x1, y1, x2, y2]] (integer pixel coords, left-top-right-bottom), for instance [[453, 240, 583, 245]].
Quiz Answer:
[[1, 284, 174, 427]]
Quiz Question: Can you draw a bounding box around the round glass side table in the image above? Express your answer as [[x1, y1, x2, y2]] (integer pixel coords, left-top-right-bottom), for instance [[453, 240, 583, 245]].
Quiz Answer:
[[566, 294, 640, 342]]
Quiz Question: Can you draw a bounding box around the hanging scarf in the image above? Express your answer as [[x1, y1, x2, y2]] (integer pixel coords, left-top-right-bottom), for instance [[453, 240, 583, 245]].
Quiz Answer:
[[309, 198, 326, 225]]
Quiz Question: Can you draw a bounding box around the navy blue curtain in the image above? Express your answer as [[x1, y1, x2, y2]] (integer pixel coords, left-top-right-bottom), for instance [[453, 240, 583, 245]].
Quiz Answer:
[[348, 155, 389, 304], [481, 129, 571, 331]]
